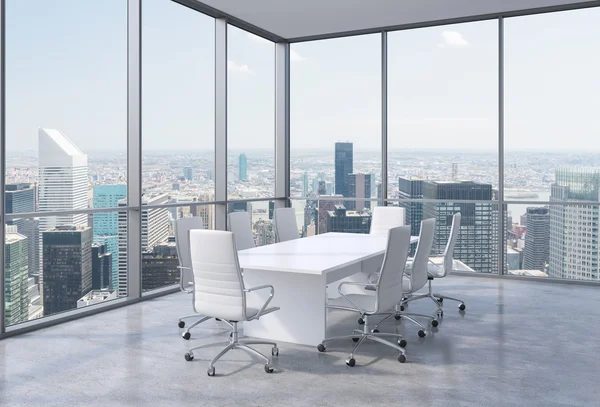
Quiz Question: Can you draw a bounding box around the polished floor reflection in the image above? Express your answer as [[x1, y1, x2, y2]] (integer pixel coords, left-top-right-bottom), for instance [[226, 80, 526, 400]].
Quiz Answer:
[[1, 276, 599, 406]]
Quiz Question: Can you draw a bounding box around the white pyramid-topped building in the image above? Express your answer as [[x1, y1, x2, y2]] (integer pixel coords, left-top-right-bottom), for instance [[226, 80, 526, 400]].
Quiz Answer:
[[38, 128, 88, 230]]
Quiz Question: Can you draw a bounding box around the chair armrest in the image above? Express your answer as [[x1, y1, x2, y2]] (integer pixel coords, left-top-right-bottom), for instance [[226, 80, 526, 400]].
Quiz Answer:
[[244, 285, 275, 320]]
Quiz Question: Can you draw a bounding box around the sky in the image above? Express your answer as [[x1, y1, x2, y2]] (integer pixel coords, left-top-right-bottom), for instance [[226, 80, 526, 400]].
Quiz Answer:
[[4, 0, 600, 153]]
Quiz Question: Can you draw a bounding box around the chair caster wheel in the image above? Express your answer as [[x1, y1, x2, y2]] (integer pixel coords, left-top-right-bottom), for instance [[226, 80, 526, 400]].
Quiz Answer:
[[431, 320, 439, 328], [418, 330, 426, 338], [352, 337, 360, 342], [317, 344, 326, 352], [272, 347, 279, 356], [357, 317, 365, 325], [346, 358, 356, 367], [398, 339, 407, 348], [371, 329, 380, 333], [182, 332, 191, 340], [178, 321, 185, 328], [264, 364, 274, 373], [437, 310, 444, 318], [207, 367, 215, 376], [394, 315, 401, 320], [400, 306, 405, 311], [459, 303, 466, 311], [215, 318, 221, 321], [438, 297, 444, 303], [398, 354, 407, 363], [184, 353, 194, 362]]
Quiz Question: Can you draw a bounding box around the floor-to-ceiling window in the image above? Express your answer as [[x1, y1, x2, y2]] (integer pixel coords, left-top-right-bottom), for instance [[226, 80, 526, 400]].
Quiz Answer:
[[387, 21, 499, 273], [141, 0, 215, 292], [504, 8, 600, 280], [4, 0, 127, 324], [291, 34, 381, 237]]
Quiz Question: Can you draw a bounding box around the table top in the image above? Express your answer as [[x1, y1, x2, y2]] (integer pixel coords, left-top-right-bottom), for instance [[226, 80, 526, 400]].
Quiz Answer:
[[237, 232, 418, 276]]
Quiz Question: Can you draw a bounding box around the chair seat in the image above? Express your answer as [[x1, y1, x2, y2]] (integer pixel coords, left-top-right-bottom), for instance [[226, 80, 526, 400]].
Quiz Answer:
[[328, 294, 376, 313], [406, 257, 445, 278], [365, 274, 412, 294]]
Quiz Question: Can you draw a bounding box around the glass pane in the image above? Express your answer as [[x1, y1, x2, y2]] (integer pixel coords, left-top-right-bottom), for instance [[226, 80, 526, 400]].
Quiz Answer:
[[387, 21, 498, 199], [227, 26, 275, 199], [227, 200, 276, 247], [142, 0, 215, 199], [291, 35, 381, 205], [505, 9, 600, 196], [6, 0, 127, 205], [4, 212, 125, 326], [141, 204, 215, 292], [507, 200, 600, 281]]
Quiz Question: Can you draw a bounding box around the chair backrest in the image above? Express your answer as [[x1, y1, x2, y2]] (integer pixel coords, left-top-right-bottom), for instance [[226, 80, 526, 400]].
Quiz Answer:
[[228, 211, 256, 250], [174, 216, 205, 288], [370, 207, 405, 236], [442, 212, 461, 277], [409, 218, 436, 292], [189, 230, 247, 321], [273, 208, 299, 242], [375, 226, 411, 313]]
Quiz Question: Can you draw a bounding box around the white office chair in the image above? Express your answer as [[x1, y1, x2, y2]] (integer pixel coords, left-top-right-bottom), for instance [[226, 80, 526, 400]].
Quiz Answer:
[[228, 211, 256, 250], [371, 218, 438, 338], [175, 217, 212, 340], [370, 206, 405, 235], [318, 226, 411, 366], [403, 213, 465, 314], [184, 230, 280, 376], [273, 207, 299, 242]]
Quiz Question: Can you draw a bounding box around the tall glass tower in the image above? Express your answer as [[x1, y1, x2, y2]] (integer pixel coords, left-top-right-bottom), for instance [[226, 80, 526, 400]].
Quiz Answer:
[[239, 153, 248, 182], [334, 142, 353, 197], [93, 184, 127, 290]]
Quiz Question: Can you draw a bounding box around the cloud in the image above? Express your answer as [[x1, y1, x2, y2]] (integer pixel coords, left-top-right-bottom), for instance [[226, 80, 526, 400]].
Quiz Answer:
[[246, 33, 306, 62], [227, 60, 253, 74], [438, 31, 470, 48]]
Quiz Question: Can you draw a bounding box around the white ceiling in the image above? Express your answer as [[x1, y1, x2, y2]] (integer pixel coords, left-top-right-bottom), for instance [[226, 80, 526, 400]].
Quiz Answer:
[[189, 0, 598, 40]]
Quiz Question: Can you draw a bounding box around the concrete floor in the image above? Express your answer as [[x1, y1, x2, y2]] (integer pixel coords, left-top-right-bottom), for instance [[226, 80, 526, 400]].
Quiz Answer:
[[1, 275, 600, 407]]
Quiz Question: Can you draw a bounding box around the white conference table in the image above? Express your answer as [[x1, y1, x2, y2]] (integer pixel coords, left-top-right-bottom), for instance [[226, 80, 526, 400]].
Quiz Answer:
[[238, 232, 419, 346]]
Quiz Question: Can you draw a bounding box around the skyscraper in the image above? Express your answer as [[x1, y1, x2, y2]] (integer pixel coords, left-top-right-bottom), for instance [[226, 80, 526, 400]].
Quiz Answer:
[[117, 194, 170, 297], [422, 181, 499, 274], [183, 166, 193, 181], [334, 142, 353, 197], [316, 195, 343, 234], [346, 173, 371, 211], [93, 184, 126, 290], [6, 183, 38, 277], [239, 153, 248, 182], [398, 177, 424, 237], [42, 226, 92, 315], [318, 181, 327, 195], [523, 207, 550, 271], [38, 129, 88, 285], [302, 172, 309, 197], [5, 226, 29, 325], [92, 243, 112, 290], [549, 168, 600, 280], [326, 205, 372, 234], [141, 240, 179, 291], [23, 219, 40, 277], [38, 128, 88, 228], [5, 183, 35, 231]]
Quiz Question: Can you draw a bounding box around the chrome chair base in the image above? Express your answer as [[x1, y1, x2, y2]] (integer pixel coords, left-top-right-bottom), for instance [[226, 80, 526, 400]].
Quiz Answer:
[[318, 316, 407, 366], [403, 280, 466, 312], [184, 321, 278, 376], [372, 306, 437, 338]]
